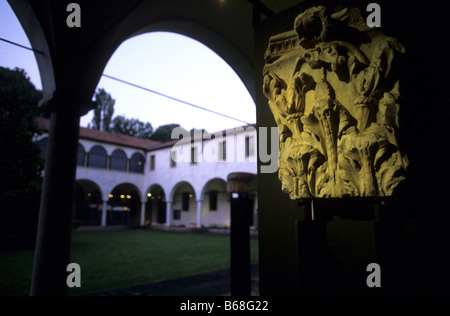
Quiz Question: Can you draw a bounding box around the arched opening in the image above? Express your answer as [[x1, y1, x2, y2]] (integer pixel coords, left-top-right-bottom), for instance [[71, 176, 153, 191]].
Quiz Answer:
[[200, 178, 229, 228], [77, 143, 86, 167], [38, 139, 86, 167], [0, 1, 43, 92], [145, 185, 167, 225], [81, 32, 256, 133], [170, 181, 196, 227], [81, 31, 258, 230], [75, 180, 103, 226], [129, 152, 145, 174], [110, 149, 128, 172], [87, 145, 108, 169], [108, 183, 142, 226]]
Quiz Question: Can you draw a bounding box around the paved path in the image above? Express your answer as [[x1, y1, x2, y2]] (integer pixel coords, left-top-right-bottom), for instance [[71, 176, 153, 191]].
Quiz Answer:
[[87, 265, 259, 296]]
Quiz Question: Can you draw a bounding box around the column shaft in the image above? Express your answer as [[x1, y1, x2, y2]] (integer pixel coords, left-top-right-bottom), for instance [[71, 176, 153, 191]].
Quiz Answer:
[[166, 201, 172, 227], [101, 200, 108, 227], [140, 201, 146, 226], [196, 200, 203, 228], [30, 109, 80, 296]]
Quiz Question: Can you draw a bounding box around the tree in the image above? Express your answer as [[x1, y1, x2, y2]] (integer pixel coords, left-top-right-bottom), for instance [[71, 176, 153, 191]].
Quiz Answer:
[[91, 88, 115, 131], [0, 67, 43, 249], [111, 115, 153, 139], [150, 124, 189, 142]]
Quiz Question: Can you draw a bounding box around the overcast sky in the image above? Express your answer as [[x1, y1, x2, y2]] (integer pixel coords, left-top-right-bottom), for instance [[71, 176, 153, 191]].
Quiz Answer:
[[0, 0, 256, 133]]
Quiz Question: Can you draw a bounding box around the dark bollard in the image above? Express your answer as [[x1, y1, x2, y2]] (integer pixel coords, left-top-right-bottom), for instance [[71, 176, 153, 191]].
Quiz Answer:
[[227, 173, 255, 297]]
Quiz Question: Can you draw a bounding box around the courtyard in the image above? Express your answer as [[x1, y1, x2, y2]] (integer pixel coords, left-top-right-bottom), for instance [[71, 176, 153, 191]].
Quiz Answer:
[[0, 229, 259, 296]]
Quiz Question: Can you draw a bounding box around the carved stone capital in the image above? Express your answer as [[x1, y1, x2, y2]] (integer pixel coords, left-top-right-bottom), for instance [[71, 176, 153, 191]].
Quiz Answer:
[[263, 6, 408, 199]]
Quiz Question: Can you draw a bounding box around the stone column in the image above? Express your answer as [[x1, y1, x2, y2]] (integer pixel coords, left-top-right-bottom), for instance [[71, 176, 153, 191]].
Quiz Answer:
[[166, 201, 172, 228], [196, 200, 203, 228], [140, 200, 146, 226], [30, 106, 80, 296], [101, 199, 108, 227], [83, 152, 88, 168]]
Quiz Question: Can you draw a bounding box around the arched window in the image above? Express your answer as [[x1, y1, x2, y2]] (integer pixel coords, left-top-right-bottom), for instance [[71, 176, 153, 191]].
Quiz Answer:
[[130, 153, 145, 174], [37, 137, 48, 160], [88, 146, 107, 169], [77, 143, 85, 166], [110, 149, 128, 172]]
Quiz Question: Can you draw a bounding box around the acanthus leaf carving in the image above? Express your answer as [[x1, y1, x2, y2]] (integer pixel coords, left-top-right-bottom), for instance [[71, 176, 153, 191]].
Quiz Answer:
[[263, 6, 409, 199]]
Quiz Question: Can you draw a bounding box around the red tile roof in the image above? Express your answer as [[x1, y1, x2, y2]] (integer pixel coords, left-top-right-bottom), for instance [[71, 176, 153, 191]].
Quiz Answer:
[[35, 117, 161, 150]]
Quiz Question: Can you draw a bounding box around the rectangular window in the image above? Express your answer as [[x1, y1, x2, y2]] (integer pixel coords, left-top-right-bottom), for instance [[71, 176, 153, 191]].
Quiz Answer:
[[209, 191, 218, 211], [173, 210, 181, 220], [150, 155, 155, 171], [245, 136, 255, 157], [219, 141, 227, 161], [182, 192, 190, 211], [191, 147, 197, 165]]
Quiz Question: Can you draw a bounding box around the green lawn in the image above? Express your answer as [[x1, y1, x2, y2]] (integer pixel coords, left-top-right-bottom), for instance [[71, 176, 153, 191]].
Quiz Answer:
[[0, 230, 258, 296]]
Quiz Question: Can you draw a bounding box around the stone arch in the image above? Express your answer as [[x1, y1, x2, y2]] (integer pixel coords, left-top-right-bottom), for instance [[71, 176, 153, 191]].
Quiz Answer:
[[145, 184, 167, 225], [87, 145, 108, 169], [200, 178, 228, 200], [170, 181, 197, 226], [7, 1, 55, 107], [130, 152, 145, 174], [170, 181, 196, 202], [110, 149, 128, 172], [108, 183, 143, 226], [200, 178, 229, 228], [10, 1, 257, 114], [130, 21, 256, 101], [77, 143, 86, 167], [146, 184, 167, 199], [74, 180, 103, 226]]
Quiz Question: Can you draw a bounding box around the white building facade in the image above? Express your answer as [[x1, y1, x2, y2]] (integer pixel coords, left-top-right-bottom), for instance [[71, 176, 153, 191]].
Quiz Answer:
[[36, 118, 257, 229]]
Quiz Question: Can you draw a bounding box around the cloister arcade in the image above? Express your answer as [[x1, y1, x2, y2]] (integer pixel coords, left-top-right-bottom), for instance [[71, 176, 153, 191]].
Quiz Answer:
[[74, 177, 256, 229], [36, 117, 258, 230]]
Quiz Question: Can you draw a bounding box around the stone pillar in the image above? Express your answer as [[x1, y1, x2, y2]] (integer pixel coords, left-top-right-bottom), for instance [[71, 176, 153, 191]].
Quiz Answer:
[[227, 172, 256, 297], [101, 199, 108, 227], [30, 106, 80, 296], [196, 200, 203, 229], [166, 201, 172, 228], [83, 152, 88, 168], [140, 200, 146, 226]]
